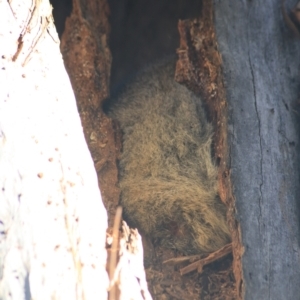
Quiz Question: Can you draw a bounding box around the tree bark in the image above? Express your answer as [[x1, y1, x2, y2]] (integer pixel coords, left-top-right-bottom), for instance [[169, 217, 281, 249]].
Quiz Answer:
[[60, 0, 121, 228], [214, 0, 300, 299], [0, 1, 108, 299], [6, 0, 299, 299]]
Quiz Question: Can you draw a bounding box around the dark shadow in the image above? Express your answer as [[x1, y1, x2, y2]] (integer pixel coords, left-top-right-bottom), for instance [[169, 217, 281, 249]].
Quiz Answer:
[[49, 0, 72, 38]]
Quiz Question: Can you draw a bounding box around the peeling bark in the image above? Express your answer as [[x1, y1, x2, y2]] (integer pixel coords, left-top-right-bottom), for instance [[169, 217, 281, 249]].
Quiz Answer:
[[60, 0, 120, 227], [175, 2, 240, 298]]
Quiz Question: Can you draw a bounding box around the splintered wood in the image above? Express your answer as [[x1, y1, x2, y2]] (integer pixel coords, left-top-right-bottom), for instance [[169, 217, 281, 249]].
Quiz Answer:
[[163, 243, 232, 275], [107, 213, 152, 300], [179, 244, 232, 275]]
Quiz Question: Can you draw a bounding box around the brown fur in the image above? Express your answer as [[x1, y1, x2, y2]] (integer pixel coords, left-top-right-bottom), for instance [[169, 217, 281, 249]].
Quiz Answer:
[[107, 61, 230, 254]]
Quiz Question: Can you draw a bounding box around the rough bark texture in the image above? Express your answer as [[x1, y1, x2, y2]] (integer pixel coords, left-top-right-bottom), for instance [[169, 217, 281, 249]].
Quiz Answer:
[[175, 1, 239, 297], [214, 0, 300, 299], [0, 0, 108, 299], [60, 0, 121, 227], [60, 2, 154, 299]]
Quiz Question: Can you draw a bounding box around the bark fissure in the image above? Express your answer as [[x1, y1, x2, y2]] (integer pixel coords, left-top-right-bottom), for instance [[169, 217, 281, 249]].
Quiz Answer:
[[248, 52, 263, 228], [215, 1, 300, 298]]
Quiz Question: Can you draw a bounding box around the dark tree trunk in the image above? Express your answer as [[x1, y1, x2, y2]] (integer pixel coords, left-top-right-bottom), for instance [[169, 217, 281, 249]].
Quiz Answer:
[[214, 0, 300, 299]]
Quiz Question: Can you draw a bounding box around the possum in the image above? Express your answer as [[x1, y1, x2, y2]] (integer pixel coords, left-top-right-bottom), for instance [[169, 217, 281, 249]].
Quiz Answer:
[[106, 61, 231, 255]]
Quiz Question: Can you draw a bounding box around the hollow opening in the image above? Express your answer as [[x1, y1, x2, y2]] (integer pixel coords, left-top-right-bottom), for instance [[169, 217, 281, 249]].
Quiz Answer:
[[50, 0, 236, 298], [108, 0, 202, 90], [50, 0, 72, 38], [106, 1, 235, 299]]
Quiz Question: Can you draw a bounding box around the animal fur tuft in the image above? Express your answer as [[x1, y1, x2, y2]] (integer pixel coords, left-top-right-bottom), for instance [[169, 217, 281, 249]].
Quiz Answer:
[[107, 61, 230, 255]]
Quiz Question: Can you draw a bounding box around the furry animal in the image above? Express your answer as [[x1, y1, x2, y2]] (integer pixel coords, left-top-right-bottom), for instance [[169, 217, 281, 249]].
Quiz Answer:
[[107, 61, 230, 255]]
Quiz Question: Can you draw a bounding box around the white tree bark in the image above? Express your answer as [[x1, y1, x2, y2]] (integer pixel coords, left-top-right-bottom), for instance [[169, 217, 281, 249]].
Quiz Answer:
[[0, 1, 108, 299]]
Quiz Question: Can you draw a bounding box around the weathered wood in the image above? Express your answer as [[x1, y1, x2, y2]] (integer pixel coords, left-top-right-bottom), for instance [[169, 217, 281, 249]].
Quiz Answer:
[[179, 243, 232, 275], [60, 0, 121, 227], [214, 0, 300, 299], [175, 5, 238, 296]]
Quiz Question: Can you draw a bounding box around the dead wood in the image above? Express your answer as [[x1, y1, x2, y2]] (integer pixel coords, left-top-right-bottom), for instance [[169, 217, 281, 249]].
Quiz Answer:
[[179, 243, 232, 275], [175, 0, 239, 297], [60, 0, 120, 227], [107, 221, 153, 300]]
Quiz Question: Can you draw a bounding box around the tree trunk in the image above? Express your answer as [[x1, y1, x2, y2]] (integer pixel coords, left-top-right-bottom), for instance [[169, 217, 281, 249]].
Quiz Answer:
[[214, 0, 300, 299], [0, 1, 108, 299], [3, 0, 299, 299]]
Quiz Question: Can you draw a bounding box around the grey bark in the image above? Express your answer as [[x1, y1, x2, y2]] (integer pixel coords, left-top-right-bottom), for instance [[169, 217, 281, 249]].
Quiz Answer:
[[214, 0, 300, 299]]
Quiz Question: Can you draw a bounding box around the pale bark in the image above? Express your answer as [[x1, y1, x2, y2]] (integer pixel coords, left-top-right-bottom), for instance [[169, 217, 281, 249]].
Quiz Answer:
[[0, 1, 108, 299]]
